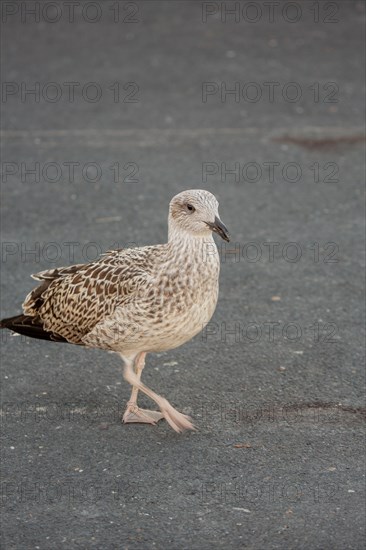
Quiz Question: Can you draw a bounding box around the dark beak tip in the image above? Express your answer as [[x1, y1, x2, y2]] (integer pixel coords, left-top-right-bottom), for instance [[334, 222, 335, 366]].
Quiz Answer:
[[205, 218, 230, 241], [207, 217, 230, 242]]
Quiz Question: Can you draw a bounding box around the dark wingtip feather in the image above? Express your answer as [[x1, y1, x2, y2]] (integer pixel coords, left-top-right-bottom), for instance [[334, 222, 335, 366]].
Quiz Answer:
[[0, 314, 69, 343]]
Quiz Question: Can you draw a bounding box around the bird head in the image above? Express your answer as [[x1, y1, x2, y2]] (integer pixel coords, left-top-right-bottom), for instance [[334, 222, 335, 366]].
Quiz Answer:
[[168, 189, 230, 242]]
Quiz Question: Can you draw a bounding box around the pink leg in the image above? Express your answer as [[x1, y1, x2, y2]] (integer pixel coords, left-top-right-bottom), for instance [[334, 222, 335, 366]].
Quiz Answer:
[[121, 353, 195, 433], [122, 352, 164, 425]]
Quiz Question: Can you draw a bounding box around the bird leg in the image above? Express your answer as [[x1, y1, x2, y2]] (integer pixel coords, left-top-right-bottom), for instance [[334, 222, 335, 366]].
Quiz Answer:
[[121, 353, 195, 433], [122, 352, 164, 425]]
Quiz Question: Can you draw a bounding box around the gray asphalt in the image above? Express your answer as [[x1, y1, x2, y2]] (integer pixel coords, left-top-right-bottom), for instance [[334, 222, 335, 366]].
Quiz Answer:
[[1, 1, 365, 549]]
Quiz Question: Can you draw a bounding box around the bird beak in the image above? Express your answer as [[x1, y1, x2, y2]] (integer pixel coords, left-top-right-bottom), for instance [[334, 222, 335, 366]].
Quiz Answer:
[[205, 216, 230, 242]]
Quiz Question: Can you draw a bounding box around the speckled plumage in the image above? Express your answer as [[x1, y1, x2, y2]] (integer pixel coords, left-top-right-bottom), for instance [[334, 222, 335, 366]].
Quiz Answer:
[[1, 190, 230, 432]]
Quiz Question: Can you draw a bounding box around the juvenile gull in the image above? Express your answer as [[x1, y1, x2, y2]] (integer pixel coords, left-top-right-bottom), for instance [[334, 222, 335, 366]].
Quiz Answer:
[[1, 190, 230, 433]]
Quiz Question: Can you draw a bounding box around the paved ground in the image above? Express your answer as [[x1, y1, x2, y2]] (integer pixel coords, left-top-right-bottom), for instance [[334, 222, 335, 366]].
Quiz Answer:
[[1, 1, 365, 549]]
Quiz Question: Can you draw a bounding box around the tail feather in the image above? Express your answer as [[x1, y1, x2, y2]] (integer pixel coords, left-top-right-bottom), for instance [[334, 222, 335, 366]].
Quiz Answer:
[[0, 314, 68, 343]]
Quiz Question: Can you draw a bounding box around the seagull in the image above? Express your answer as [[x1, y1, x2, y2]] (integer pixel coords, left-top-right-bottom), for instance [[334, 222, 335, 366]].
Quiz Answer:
[[1, 189, 230, 433]]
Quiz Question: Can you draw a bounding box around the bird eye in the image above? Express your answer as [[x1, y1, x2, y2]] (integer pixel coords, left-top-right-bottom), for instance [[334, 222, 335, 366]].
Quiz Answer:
[[186, 203, 195, 213]]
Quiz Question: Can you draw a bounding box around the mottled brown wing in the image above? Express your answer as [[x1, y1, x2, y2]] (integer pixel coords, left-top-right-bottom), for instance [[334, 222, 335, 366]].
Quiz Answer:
[[22, 248, 154, 344], [30, 248, 126, 282]]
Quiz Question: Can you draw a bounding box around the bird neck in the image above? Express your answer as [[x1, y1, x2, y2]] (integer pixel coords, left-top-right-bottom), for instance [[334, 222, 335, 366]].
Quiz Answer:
[[167, 221, 218, 263], [168, 220, 213, 244]]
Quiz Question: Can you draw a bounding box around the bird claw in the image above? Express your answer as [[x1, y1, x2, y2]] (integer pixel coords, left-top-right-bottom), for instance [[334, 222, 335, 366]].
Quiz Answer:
[[123, 406, 164, 425], [122, 401, 195, 433], [159, 400, 196, 433]]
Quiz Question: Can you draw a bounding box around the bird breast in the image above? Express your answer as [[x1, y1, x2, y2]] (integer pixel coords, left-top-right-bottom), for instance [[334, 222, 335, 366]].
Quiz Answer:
[[141, 253, 220, 351]]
